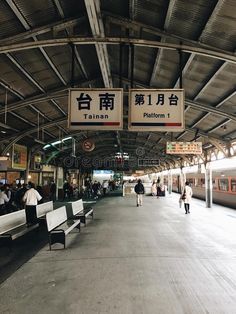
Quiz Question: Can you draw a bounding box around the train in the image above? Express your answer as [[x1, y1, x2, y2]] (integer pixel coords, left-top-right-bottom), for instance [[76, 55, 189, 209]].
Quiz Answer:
[[163, 168, 236, 209]]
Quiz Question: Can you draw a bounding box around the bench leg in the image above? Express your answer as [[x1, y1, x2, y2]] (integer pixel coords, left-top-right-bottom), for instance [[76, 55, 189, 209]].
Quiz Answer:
[[49, 231, 65, 250], [79, 215, 86, 225], [0, 235, 12, 248], [76, 222, 81, 232]]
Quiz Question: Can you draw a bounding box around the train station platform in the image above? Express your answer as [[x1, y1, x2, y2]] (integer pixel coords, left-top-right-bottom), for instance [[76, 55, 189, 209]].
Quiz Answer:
[[1, 193, 236, 314]]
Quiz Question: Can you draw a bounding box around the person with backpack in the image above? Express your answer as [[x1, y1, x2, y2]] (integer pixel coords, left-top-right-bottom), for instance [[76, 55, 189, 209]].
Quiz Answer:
[[134, 179, 145, 207]]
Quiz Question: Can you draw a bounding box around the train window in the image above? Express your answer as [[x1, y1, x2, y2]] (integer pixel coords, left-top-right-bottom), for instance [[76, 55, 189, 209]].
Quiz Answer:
[[231, 179, 236, 192], [201, 178, 205, 187], [198, 178, 205, 187], [218, 179, 229, 191], [188, 178, 194, 186], [212, 179, 217, 190]]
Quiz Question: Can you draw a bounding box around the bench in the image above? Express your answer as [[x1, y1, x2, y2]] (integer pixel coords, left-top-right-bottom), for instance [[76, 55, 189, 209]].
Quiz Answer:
[[46, 206, 80, 250], [71, 199, 94, 225], [36, 201, 53, 219], [0, 210, 38, 245]]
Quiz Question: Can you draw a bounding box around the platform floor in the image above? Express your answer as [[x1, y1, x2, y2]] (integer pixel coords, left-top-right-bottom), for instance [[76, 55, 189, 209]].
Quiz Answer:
[[1, 193, 236, 314]]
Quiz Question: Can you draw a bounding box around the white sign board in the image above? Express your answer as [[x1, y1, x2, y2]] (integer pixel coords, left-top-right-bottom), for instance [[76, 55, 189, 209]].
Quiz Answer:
[[166, 142, 202, 154], [129, 89, 184, 131], [68, 88, 123, 130]]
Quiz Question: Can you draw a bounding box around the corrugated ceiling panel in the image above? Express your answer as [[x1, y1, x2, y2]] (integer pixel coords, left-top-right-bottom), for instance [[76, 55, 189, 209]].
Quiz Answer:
[[13, 0, 58, 28], [135, 0, 169, 29], [200, 0, 236, 51], [168, 0, 218, 40]]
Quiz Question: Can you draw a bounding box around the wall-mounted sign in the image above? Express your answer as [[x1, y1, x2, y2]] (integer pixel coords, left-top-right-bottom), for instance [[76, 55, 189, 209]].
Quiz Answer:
[[82, 139, 95, 152], [138, 159, 160, 166], [0, 160, 9, 171], [166, 142, 202, 154], [34, 154, 42, 170], [129, 89, 184, 132], [68, 88, 123, 130], [12, 144, 27, 170]]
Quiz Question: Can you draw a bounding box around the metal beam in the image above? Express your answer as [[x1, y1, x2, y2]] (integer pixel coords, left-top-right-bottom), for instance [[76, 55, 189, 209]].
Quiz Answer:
[[207, 119, 230, 133], [6, 0, 66, 85], [150, 0, 177, 86], [0, 77, 97, 115], [186, 98, 236, 122], [104, 11, 232, 57], [172, 0, 226, 87], [188, 90, 236, 128], [1, 37, 235, 64], [85, 0, 112, 88], [0, 17, 85, 45], [1, 117, 66, 154], [52, 0, 88, 79]]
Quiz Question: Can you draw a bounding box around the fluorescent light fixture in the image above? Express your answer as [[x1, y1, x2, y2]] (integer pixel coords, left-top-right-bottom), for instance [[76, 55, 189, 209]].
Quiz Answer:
[[34, 139, 46, 145], [43, 144, 51, 150], [52, 140, 61, 146], [62, 137, 72, 141]]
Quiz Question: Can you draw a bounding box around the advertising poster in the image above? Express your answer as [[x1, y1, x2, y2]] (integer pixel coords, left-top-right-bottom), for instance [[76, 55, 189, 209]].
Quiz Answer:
[[12, 144, 27, 170]]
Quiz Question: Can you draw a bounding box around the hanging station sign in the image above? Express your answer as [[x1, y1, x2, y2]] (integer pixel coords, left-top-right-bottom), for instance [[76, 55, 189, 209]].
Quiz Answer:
[[129, 89, 184, 131], [68, 88, 123, 130], [166, 142, 202, 154], [12, 144, 27, 170]]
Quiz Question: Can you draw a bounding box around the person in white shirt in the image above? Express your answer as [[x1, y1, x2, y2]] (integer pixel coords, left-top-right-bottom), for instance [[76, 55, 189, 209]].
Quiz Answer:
[[182, 181, 193, 214], [23, 182, 42, 225], [102, 180, 109, 196], [0, 186, 9, 215]]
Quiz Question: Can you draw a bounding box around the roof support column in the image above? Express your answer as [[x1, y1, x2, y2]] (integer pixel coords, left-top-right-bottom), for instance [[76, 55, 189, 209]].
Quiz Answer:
[[205, 162, 212, 208], [168, 169, 172, 195]]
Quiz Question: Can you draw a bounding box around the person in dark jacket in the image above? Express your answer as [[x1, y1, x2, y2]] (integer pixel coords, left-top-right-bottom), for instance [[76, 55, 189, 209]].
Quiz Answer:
[[49, 181, 57, 202], [134, 179, 145, 207]]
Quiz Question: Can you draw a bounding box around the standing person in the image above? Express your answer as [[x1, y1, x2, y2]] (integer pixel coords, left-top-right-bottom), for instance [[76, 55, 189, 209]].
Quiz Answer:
[[134, 179, 145, 207], [23, 182, 42, 226], [63, 181, 70, 201], [50, 181, 57, 202], [156, 179, 163, 198], [182, 181, 193, 214], [0, 186, 9, 215], [151, 181, 157, 196], [102, 180, 109, 196], [15, 184, 27, 210]]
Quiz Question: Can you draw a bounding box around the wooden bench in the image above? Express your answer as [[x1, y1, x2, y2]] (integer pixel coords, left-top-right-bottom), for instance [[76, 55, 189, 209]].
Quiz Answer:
[[46, 206, 80, 250], [36, 201, 53, 219], [0, 210, 38, 246], [71, 199, 94, 226]]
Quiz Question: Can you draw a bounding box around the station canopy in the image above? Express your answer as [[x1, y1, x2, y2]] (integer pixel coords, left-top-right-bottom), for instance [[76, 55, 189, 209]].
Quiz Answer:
[[0, 0, 235, 172]]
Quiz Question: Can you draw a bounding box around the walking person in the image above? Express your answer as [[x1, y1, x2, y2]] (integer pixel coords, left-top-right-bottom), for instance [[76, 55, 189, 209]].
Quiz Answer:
[[182, 181, 193, 214], [134, 179, 145, 207], [151, 181, 157, 196], [23, 182, 42, 226], [102, 180, 109, 196]]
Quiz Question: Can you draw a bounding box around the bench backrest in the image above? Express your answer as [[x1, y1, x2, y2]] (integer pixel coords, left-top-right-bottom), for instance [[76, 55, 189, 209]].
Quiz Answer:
[[71, 199, 84, 215], [0, 210, 26, 235], [46, 206, 67, 232], [36, 201, 53, 218]]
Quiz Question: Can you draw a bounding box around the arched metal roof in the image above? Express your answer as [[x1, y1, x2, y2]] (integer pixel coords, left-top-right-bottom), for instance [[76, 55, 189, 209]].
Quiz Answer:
[[0, 0, 235, 171]]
